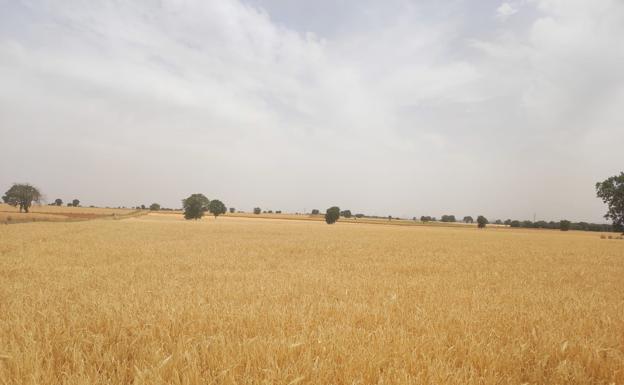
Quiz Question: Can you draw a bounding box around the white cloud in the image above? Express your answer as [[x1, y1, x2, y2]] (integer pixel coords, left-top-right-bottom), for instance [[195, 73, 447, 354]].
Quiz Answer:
[[496, 2, 518, 20]]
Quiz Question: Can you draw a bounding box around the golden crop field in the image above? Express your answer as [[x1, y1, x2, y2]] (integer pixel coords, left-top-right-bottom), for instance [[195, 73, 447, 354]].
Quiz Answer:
[[1, 214, 623, 385], [0, 204, 141, 224]]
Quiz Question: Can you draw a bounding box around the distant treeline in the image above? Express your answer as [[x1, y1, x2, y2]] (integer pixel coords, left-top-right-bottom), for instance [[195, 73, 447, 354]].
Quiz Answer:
[[506, 220, 617, 232], [417, 214, 617, 232]]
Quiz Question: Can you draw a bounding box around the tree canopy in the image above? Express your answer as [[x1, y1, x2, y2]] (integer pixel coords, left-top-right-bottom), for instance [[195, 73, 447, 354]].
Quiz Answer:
[[209, 199, 226, 218], [560, 219, 571, 231], [149, 203, 160, 211], [477, 215, 488, 228], [182, 194, 210, 220], [463, 216, 474, 223], [54, 198, 63, 206], [441, 215, 456, 222], [2, 183, 42, 213], [325, 206, 340, 224], [596, 172, 624, 232]]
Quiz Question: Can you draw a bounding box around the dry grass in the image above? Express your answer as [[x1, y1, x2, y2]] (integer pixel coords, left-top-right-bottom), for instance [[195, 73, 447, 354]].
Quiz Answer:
[[0, 214, 623, 385]]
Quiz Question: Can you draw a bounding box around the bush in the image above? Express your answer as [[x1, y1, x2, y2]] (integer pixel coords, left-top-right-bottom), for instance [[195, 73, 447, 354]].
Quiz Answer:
[[253, 207, 261, 215]]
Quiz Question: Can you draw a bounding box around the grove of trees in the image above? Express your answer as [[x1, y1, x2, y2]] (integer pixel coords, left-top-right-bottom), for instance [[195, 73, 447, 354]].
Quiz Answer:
[[441, 215, 456, 222]]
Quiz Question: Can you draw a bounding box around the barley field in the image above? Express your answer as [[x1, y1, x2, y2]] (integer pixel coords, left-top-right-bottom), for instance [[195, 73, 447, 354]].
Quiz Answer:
[[0, 204, 141, 224], [0, 214, 623, 385]]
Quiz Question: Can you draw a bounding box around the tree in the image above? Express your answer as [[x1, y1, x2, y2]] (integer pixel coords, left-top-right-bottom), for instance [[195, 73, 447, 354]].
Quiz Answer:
[[325, 206, 340, 224], [495, 219, 503, 225], [340, 210, 352, 218], [254, 207, 261, 215], [311, 209, 320, 215], [229, 207, 235, 213], [149, 203, 160, 211], [182, 194, 210, 220], [54, 198, 63, 206], [463, 216, 474, 224], [441, 215, 456, 222], [477, 215, 488, 228], [420, 216, 430, 222], [596, 172, 624, 233], [560, 219, 571, 231], [2, 184, 42, 213], [72, 199, 80, 207], [209, 199, 226, 218]]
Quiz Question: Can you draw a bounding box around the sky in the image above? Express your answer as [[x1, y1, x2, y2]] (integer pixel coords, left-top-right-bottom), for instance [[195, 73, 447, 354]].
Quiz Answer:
[[0, 0, 622, 222]]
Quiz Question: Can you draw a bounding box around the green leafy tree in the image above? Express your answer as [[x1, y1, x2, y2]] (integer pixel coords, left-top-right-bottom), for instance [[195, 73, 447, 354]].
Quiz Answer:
[[340, 210, 352, 218], [229, 207, 235, 213], [54, 198, 63, 206], [463, 216, 474, 223], [477, 215, 488, 228], [325, 206, 340, 224], [209, 199, 226, 218], [596, 172, 624, 233], [149, 203, 160, 211], [441, 215, 456, 222], [311, 209, 320, 215], [72, 199, 80, 207], [560, 219, 571, 231], [2, 183, 42, 213], [182, 194, 210, 220], [254, 207, 261, 214]]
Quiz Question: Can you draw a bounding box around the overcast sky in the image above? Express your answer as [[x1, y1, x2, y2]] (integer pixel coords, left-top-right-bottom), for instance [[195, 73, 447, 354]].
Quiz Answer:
[[1, 0, 622, 221]]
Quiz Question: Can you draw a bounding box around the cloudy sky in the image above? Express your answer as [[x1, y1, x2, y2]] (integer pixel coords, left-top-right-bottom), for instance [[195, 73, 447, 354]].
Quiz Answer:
[[1, 0, 622, 221]]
